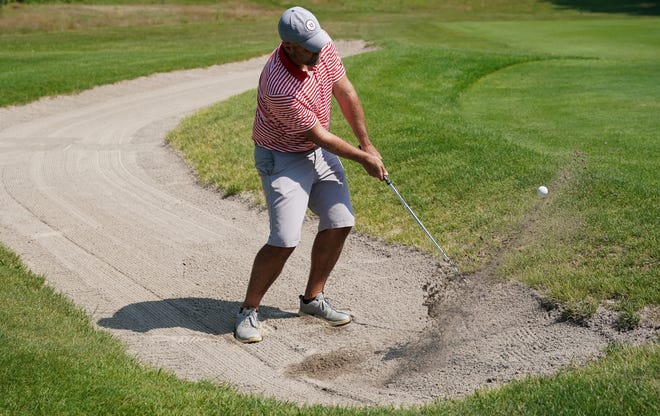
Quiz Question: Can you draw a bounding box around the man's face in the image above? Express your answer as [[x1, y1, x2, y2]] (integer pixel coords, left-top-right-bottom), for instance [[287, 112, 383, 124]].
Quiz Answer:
[[283, 42, 321, 67]]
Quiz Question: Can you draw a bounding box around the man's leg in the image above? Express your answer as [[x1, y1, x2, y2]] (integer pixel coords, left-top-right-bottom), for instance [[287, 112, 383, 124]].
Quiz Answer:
[[298, 226, 353, 326], [246, 146, 310, 310], [236, 147, 311, 342], [297, 149, 354, 326], [235, 244, 294, 343], [304, 226, 352, 299], [242, 244, 295, 309]]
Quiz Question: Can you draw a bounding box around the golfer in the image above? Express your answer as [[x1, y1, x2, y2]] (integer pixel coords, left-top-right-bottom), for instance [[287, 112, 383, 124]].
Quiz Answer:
[[235, 6, 387, 343]]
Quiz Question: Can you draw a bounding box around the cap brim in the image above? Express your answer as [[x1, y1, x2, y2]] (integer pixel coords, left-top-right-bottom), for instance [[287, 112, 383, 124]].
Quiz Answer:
[[300, 30, 331, 53]]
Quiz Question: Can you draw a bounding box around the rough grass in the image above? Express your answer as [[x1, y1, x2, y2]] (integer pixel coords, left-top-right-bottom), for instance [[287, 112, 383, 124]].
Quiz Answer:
[[0, 2, 273, 34]]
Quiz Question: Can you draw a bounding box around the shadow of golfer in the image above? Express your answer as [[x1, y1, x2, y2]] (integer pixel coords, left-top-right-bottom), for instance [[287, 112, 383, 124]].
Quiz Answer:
[[97, 297, 297, 336]]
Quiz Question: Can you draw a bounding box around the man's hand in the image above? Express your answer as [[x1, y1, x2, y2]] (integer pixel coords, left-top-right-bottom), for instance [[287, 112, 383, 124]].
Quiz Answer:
[[361, 153, 388, 180], [359, 143, 383, 161], [304, 122, 387, 180], [358, 143, 387, 180]]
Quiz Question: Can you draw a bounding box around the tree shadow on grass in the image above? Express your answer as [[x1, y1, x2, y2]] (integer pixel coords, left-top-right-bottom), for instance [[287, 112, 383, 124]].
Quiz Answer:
[[543, 0, 659, 15], [97, 297, 297, 336]]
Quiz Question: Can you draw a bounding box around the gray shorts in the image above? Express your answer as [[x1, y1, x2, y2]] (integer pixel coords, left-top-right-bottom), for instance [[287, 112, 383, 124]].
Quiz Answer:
[[254, 145, 355, 247]]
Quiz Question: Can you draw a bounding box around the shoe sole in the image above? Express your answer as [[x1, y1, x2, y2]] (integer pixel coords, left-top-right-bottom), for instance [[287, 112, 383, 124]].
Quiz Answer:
[[234, 331, 263, 344], [298, 311, 352, 327]]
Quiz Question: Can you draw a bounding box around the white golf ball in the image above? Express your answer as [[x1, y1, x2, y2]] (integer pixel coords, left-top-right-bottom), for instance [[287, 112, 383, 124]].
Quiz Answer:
[[537, 185, 548, 196]]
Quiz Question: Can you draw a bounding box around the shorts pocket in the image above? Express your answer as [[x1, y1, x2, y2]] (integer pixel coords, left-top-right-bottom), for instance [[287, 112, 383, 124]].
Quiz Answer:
[[254, 146, 274, 177]]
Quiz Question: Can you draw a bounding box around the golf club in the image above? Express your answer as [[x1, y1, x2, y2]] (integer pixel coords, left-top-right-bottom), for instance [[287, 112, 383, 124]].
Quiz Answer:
[[384, 175, 459, 273]]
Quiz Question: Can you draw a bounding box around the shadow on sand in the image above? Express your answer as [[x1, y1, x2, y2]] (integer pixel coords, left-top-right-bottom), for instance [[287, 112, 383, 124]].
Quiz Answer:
[[97, 297, 297, 336]]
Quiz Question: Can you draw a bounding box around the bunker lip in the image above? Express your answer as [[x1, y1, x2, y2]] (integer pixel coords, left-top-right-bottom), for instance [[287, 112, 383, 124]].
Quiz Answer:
[[0, 40, 655, 407]]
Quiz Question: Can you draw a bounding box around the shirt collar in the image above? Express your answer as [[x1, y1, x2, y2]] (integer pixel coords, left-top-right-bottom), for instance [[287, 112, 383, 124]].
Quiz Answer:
[[278, 44, 310, 82]]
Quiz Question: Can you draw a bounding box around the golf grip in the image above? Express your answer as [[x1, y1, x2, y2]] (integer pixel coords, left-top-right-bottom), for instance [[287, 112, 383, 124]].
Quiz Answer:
[[383, 175, 458, 272]]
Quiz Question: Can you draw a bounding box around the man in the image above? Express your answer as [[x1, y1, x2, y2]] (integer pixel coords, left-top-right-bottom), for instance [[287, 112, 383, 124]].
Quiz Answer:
[[234, 6, 387, 343]]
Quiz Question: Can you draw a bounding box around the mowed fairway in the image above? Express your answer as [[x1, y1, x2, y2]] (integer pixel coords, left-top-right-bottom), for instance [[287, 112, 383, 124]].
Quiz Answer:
[[1, 1, 659, 415]]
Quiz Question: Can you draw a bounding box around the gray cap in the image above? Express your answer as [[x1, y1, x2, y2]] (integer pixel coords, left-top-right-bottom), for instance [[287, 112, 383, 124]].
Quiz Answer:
[[278, 6, 331, 53]]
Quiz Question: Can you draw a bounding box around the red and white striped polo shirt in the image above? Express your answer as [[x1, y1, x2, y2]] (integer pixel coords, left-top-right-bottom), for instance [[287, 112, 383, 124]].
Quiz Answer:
[[252, 41, 346, 152]]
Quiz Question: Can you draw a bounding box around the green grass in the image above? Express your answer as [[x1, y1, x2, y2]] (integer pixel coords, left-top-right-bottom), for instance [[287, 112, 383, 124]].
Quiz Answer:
[[0, 0, 610, 107], [1, 243, 658, 415], [462, 56, 659, 315], [0, 21, 280, 106], [451, 19, 660, 320], [1, 0, 659, 414]]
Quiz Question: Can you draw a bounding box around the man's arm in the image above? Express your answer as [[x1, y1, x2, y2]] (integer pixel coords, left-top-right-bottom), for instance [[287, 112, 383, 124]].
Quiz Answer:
[[332, 75, 382, 160], [302, 122, 387, 180]]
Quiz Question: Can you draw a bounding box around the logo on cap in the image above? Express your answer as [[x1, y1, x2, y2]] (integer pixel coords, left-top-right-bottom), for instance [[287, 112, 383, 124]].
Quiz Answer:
[[305, 20, 316, 31]]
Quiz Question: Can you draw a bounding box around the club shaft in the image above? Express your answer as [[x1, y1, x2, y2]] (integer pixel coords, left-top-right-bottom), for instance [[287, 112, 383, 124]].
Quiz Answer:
[[384, 177, 452, 264]]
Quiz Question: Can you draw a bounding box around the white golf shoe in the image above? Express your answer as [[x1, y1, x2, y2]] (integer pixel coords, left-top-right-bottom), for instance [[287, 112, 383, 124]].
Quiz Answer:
[[234, 307, 262, 343], [298, 293, 352, 326]]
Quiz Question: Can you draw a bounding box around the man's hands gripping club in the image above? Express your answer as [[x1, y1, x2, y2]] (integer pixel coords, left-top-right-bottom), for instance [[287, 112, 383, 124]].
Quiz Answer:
[[303, 123, 387, 180]]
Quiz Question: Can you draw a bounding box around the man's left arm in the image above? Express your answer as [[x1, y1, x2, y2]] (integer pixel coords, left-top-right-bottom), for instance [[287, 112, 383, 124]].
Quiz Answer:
[[332, 75, 382, 160]]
